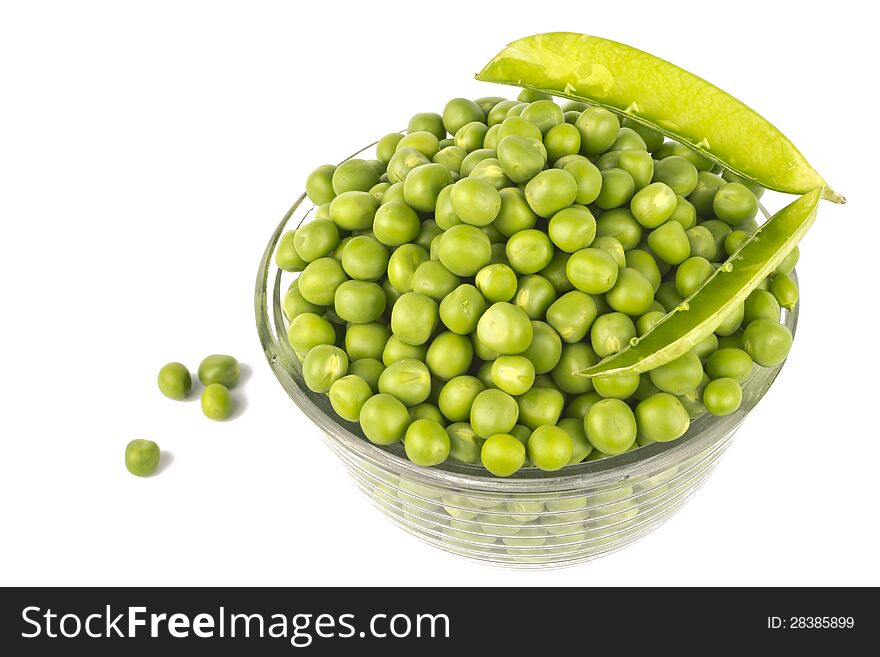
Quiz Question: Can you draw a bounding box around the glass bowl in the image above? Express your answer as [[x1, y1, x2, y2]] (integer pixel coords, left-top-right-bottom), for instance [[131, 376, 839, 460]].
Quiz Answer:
[[255, 143, 798, 569]]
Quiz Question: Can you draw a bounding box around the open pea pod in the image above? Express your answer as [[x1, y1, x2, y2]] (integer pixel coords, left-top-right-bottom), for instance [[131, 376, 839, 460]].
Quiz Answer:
[[578, 189, 820, 378], [476, 33, 844, 203]]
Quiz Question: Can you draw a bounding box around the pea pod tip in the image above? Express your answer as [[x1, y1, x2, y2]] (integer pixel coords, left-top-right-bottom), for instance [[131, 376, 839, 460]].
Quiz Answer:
[[821, 187, 846, 204]]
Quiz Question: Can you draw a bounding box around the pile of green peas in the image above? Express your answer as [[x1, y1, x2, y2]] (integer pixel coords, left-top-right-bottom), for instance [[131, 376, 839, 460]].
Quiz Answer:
[[280, 90, 797, 477]]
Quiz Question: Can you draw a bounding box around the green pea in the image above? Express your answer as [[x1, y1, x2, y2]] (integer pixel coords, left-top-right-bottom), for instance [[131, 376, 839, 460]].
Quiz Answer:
[[414, 219, 443, 251], [275, 230, 308, 272], [339, 235, 388, 281], [412, 260, 459, 303], [665, 143, 713, 171], [563, 159, 603, 206], [450, 177, 501, 226], [490, 356, 535, 396], [483, 124, 501, 150], [454, 121, 489, 152], [701, 219, 733, 256], [566, 391, 603, 420], [630, 182, 677, 228], [328, 374, 373, 422], [305, 164, 336, 204], [470, 389, 519, 437], [333, 280, 386, 324], [774, 246, 800, 276], [442, 98, 484, 135], [475, 360, 495, 389], [635, 393, 690, 442], [359, 393, 410, 445], [475, 263, 518, 303], [446, 422, 483, 464], [348, 358, 384, 392], [685, 225, 717, 261], [481, 433, 526, 477], [157, 362, 192, 401], [386, 147, 431, 184], [438, 224, 492, 276], [438, 376, 485, 422], [293, 219, 339, 262], [433, 145, 467, 174], [576, 107, 619, 155], [546, 291, 597, 343], [496, 135, 547, 183], [524, 169, 578, 217], [590, 312, 636, 357], [770, 274, 799, 311], [332, 159, 379, 194], [651, 156, 698, 196], [390, 292, 438, 346], [554, 417, 592, 464], [198, 354, 240, 388], [494, 187, 538, 237], [372, 201, 421, 246], [404, 419, 450, 466], [344, 322, 390, 361], [527, 425, 573, 471], [616, 149, 655, 190], [439, 284, 487, 335], [594, 209, 640, 251], [687, 171, 725, 217], [547, 205, 596, 253], [566, 247, 619, 294], [403, 162, 452, 213], [611, 126, 647, 152], [425, 331, 473, 380], [693, 332, 719, 362], [543, 122, 581, 162], [715, 301, 745, 337], [386, 244, 427, 293], [721, 168, 765, 199], [585, 399, 637, 455], [369, 182, 390, 202], [702, 377, 743, 416], [593, 372, 640, 400], [540, 251, 574, 294], [744, 289, 781, 326], [287, 313, 335, 356], [743, 318, 793, 367], [460, 148, 497, 177], [377, 358, 431, 407], [621, 117, 664, 152], [594, 168, 636, 210], [705, 348, 753, 383], [716, 332, 744, 350], [410, 402, 446, 426], [497, 115, 543, 142], [668, 195, 697, 229], [646, 220, 691, 265], [648, 350, 703, 395], [636, 310, 666, 336], [520, 99, 564, 134], [550, 343, 598, 394], [606, 267, 655, 316], [488, 100, 518, 126], [517, 386, 565, 429], [674, 256, 714, 298], [329, 190, 378, 230], [713, 182, 759, 225], [476, 302, 533, 355], [125, 439, 161, 477], [513, 275, 557, 319], [408, 112, 446, 140], [380, 182, 405, 205], [302, 345, 348, 393], [521, 321, 563, 374]]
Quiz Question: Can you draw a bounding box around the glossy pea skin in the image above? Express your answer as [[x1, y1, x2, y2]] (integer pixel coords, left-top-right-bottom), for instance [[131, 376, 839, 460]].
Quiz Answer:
[[386, 148, 431, 184], [516, 386, 565, 429], [715, 301, 745, 337], [774, 246, 800, 276], [513, 275, 556, 319], [376, 133, 405, 165], [198, 354, 240, 388], [434, 146, 467, 174], [275, 231, 308, 272], [403, 163, 452, 213], [372, 201, 421, 247], [454, 121, 489, 152], [340, 235, 388, 281], [606, 267, 655, 316], [201, 382, 232, 420], [450, 177, 501, 226], [546, 291, 597, 343], [497, 115, 543, 142], [331, 159, 379, 194], [743, 289, 781, 326], [425, 331, 473, 380], [743, 318, 793, 367], [636, 310, 666, 336], [630, 182, 677, 229], [594, 168, 636, 210], [294, 219, 339, 262], [359, 393, 410, 445], [439, 284, 486, 335], [404, 419, 450, 466], [576, 107, 619, 155], [302, 345, 348, 393], [668, 195, 697, 230], [505, 229, 554, 275], [438, 224, 492, 277], [386, 244, 428, 293], [329, 375, 373, 422], [491, 356, 535, 396], [433, 184, 462, 229], [470, 389, 519, 437], [611, 126, 648, 152], [585, 399, 637, 455], [520, 99, 564, 133], [408, 112, 446, 140], [566, 247, 619, 295], [770, 274, 799, 311], [621, 117, 664, 152], [675, 256, 714, 298], [397, 131, 440, 160], [706, 348, 753, 383], [543, 122, 581, 162], [487, 100, 518, 126], [524, 169, 578, 217], [446, 423, 483, 464], [287, 313, 335, 356], [702, 377, 743, 416], [442, 98, 484, 136], [566, 391, 603, 421], [349, 358, 384, 392], [651, 156, 698, 196], [390, 293, 438, 346], [494, 187, 538, 236], [712, 182, 759, 225], [634, 393, 690, 442], [647, 220, 691, 265], [625, 249, 662, 292], [496, 135, 547, 183], [476, 302, 533, 355], [595, 208, 642, 251], [648, 350, 703, 395], [306, 164, 337, 204], [334, 280, 386, 324], [125, 439, 161, 476], [556, 417, 593, 464], [687, 172, 725, 218], [593, 372, 641, 400], [521, 321, 563, 375], [563, 159, 603, 206], [685, 226, 717, 261], [475, 263, 518, 303], [329, 191, 378, 231], [344, 322, 390, 362], [527, 425, 573, 471], [157, 362, 192, 401], [548, 206, 596, 253], [438, 376, 485, 422], [481, 433, 526, 477], [550, 343, 598, 394], [591, 312, 636, 357]]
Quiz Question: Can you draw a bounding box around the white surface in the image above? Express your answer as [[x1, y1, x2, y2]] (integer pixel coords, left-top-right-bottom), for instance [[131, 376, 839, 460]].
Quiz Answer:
[[1, 0, 877, 587]]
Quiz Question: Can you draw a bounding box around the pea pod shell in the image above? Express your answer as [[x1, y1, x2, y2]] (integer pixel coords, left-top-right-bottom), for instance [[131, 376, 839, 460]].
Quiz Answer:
[[476, 33, 843, 203], [578, 188, 820, 377]]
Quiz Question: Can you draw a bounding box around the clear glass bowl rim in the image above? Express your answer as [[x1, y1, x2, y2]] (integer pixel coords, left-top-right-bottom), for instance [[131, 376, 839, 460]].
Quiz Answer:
[[255, 146, 798, 495]]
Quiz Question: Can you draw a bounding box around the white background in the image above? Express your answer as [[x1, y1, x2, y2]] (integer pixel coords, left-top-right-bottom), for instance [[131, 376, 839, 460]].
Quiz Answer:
[[1, 0, 877, 587]]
